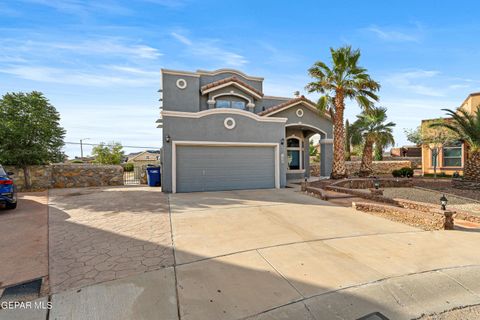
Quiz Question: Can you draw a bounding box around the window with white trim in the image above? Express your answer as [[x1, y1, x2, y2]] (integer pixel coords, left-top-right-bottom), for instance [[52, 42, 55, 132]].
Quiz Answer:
[[287, 137, 302, 170], [215, 100, 246, 110], [442, 141, 462, 167]]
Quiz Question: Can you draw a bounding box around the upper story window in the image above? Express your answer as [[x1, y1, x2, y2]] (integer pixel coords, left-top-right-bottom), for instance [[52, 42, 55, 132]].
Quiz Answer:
[[216, 100, 246, 110], [232, 101, 246, 109], [443, 141, 462, 167], [216, 100, 230, 108]]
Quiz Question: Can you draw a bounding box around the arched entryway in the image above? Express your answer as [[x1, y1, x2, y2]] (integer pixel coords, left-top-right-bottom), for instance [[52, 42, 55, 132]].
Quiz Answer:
[[285, 124, 332, 180]]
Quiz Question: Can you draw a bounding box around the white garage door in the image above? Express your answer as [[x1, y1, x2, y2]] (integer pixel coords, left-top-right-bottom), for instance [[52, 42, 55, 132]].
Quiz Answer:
[[175, 145, 276, 193]]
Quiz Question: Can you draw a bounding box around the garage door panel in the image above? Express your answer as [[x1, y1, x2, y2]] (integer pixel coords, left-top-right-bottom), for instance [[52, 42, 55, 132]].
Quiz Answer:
[[176, 145, 276, 193]]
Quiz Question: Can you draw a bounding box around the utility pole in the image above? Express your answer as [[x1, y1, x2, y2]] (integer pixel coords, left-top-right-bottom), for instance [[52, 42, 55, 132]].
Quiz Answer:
[[80, 138, 90, 159]]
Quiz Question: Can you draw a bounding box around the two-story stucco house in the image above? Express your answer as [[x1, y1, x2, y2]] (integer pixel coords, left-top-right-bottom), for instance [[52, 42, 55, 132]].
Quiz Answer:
[[157, 68, 334, 193]]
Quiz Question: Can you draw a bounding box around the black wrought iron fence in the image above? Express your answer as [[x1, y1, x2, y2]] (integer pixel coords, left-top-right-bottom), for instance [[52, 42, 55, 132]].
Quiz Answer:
[[123, 165, 145, 185]]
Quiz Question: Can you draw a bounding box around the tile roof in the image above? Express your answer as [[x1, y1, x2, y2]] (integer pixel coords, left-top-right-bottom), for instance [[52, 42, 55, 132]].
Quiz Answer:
[[200, 76, 263, 97], [258, 95, 329, 118]]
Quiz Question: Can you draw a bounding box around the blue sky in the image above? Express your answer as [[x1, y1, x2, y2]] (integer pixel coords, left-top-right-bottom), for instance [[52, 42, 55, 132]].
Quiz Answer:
[[1, 0, 480, 157]]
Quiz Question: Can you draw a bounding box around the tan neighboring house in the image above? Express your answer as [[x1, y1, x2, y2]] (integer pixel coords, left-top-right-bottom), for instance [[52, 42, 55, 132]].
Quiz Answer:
[[127, 150, 160, 165], [421, 92, 480, 176]]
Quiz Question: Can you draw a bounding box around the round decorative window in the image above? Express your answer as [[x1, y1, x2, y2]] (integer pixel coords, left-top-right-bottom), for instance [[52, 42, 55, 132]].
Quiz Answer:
[[224, 117, 236, 130], [296, 108, 304, 117], [176, 78, 187, 89]]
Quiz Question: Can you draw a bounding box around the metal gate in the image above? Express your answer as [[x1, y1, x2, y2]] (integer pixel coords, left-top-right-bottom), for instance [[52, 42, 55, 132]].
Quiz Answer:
[[123, 165, 145, 185]]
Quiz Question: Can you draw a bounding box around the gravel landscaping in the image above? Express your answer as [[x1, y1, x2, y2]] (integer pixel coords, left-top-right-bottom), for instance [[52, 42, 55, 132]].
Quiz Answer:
[[412, 179, 480, 202], [382, 187, 480, 216]]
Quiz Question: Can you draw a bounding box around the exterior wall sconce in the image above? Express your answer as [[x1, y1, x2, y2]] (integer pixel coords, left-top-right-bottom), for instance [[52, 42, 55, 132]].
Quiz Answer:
[[280, 138, 285, 146], [165, 135, 171, 143], [440, 194, 448, 210]]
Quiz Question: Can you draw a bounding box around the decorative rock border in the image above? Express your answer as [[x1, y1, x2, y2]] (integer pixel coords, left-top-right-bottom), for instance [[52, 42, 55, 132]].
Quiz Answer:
[[330, 178, 413, 189], [394, 198, 480, 224]]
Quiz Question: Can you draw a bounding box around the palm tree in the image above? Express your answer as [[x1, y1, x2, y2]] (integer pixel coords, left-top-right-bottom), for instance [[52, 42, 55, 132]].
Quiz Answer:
[[345, 119, 352, 161], [306, 46, 380, 179], [430, 108, 480, 181], [351, 107, 395, 177], [374, 134, 395, 161]]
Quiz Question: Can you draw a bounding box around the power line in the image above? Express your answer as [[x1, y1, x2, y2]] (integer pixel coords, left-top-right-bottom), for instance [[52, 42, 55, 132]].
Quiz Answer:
[[64, 141, 161, 149]]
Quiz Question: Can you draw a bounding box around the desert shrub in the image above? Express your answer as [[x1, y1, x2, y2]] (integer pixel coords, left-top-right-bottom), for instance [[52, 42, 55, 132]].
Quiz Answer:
[[392, 167, 414, 178], [400, 167, 414, 177], [123, 163, 134, 172], [392, 169, 402, 177]]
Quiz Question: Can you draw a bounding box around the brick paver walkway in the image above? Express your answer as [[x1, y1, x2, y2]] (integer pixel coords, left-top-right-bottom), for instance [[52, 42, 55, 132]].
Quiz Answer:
[[48, 186, 173, 293]]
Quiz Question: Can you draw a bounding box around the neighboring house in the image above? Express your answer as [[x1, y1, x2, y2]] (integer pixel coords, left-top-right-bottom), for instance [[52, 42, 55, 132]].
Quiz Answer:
[[390, 146, 421, 157], [157, 68, 334, 193], [127, 150, 160, 165], [66, 156, 96, 164], [421, 92, 480, 176]]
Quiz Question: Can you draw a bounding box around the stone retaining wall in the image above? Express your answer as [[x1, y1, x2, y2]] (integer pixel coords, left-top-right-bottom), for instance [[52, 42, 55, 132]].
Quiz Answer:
[[393, 198, 480, 224], [323, 185, 397, 204], [4, 164, 124, 191], [310, 163, 320, 177], [352, 202, 454, 230], [3, 165, 52, 191], [346, 160, 412, 176], [382, 156, 422, 168]]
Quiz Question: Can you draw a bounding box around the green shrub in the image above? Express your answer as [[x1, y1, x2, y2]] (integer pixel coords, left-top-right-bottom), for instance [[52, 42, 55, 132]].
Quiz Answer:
[[123, 163, 134, 172], [392, 167, 414, 178], [392, 169, 402, 177], [399, 167, 414, 177], [71, 160, 83, 163]]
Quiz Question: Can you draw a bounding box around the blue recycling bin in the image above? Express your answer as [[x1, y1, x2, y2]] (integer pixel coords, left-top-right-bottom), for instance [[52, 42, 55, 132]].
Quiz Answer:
[[146, 166, 161, 187]]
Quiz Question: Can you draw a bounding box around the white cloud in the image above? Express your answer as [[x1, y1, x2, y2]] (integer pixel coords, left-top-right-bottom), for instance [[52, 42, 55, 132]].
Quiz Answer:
[[256, 42, 299, 64], [171, 32, 192, 45], [448, 84, 471, 90], [170, 32, 247, 67], [0, 38, 162, 60], [0, 37, 162, 86], [20, 0, 132, 15], [386, 70, 445, 97], [49, 39, 162, 59], [0, 65, 158, 86], [365, 25, 423, 42], [107, 65, 159, 77]]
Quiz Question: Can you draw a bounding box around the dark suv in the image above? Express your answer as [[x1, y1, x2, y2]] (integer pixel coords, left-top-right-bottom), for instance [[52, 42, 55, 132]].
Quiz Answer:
[[0, 165, 17, 209]]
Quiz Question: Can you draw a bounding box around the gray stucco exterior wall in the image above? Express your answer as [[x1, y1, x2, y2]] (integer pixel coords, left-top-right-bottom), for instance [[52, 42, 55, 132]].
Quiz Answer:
[[321, 142, 333, 177], [272, 106, 333, 139], [162, 73, 200, 112]]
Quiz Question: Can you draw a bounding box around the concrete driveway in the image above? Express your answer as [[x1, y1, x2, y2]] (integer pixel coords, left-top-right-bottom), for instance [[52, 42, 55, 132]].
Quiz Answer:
[[169, 189, 480, 320], [0, 192, 48, 292], [2, 187, 480, 320]]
